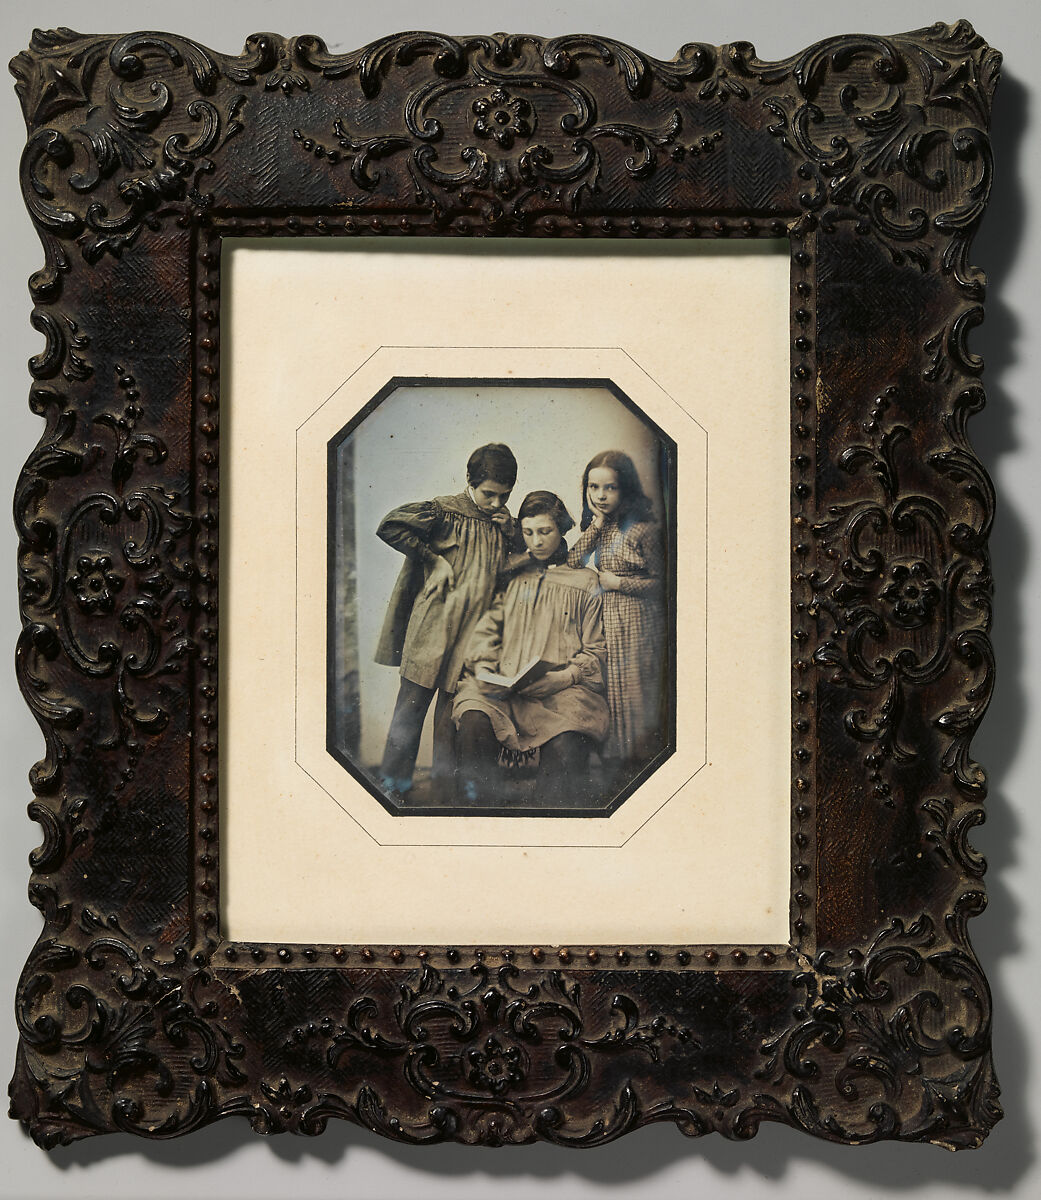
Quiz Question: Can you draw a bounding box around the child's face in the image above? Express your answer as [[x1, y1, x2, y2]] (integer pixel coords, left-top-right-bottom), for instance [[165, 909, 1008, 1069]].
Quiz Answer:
[[521, 515, 563, 562], [587, 467, 621, 517], [470, 479, 512, 514]]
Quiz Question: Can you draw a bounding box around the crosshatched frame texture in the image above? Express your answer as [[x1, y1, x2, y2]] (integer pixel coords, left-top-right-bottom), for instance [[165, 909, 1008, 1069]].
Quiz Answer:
[[8, 23, 1001, 1150]]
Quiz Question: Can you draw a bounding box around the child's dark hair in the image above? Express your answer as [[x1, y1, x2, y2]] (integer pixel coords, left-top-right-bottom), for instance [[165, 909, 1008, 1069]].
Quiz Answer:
[[579, 450, 654, 530], [467, 443, 517, 488], [512, 491, 574, 558]]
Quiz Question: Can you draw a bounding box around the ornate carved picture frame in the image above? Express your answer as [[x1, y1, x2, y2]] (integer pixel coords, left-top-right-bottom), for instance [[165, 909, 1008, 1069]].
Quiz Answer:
[[8, 22, 1002, 1150]]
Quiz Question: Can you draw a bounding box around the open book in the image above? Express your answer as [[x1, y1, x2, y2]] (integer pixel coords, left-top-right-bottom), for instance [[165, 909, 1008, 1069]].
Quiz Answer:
[[474, 657, 562, 693]]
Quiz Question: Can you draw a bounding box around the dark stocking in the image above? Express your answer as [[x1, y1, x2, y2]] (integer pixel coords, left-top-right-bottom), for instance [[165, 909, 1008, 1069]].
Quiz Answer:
[[539, 732, 593, 805], [456, 711, 501, 803]]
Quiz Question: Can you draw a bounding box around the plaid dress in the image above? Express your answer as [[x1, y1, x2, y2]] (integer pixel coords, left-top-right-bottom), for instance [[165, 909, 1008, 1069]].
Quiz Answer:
[[568, 517, 665, 762]]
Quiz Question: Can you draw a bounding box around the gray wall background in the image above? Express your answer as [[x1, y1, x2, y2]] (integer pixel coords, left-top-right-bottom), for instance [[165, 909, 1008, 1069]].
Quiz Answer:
[[0, 2, 1037, 1197], [341, 380, 665, 767]]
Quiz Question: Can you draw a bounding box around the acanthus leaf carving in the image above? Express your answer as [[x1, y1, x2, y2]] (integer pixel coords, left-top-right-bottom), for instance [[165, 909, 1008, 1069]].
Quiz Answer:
[[12, 30, 245, 261], [758, 916, 999, 1150], [760, 21, 1000, 289], [16, 353, 196, 871], [292, 56, 699, 218], [11, 891, 247, 1148], [289, 962, 694, 1115]]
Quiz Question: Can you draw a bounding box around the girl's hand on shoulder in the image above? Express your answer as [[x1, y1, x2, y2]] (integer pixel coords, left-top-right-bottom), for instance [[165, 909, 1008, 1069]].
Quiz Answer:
[[421, 556, 454, 600], [597, 570, 622, 592]]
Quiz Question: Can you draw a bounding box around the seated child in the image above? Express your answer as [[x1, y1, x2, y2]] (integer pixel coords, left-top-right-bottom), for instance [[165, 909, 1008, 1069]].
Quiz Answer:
[[452, 490, 609, 806]]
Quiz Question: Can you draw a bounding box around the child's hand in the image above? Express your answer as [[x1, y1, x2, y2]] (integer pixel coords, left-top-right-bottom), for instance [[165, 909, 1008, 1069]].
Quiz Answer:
[[489, 510, 511, 529], [422, 556, 454, 600], [597, 570, 622, 592], [588, 506, 605, 530], [521, 668, 574, 699], [596, 570, 622, 594]]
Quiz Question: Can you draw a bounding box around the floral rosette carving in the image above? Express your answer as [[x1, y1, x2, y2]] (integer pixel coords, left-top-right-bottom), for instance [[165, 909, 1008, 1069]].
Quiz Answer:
[[287, 32, 727, 219], [811, 383, 992, 815], [15, 357, 196, 878], [275, 963, 703, 1144], [471, 88, 532, 149]]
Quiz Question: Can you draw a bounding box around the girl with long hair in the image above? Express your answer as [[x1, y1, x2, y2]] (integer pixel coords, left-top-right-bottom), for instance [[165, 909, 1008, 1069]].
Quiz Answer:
[[568, 450, 665, 771]]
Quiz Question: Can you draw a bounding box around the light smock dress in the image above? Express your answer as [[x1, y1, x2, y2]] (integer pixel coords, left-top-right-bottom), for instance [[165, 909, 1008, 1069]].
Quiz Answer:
[[567, 516, 665, 761], [452, 560, 609, 754], [375, 492, 512, 693]]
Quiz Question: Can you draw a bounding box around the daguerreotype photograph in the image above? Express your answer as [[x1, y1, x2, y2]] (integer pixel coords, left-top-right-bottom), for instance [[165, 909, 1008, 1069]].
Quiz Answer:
[[327, 379, 676, 817]]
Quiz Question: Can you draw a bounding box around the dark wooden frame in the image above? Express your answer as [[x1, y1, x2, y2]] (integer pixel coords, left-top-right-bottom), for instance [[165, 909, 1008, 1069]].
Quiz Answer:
[[8, 22, 1002, 1150]]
